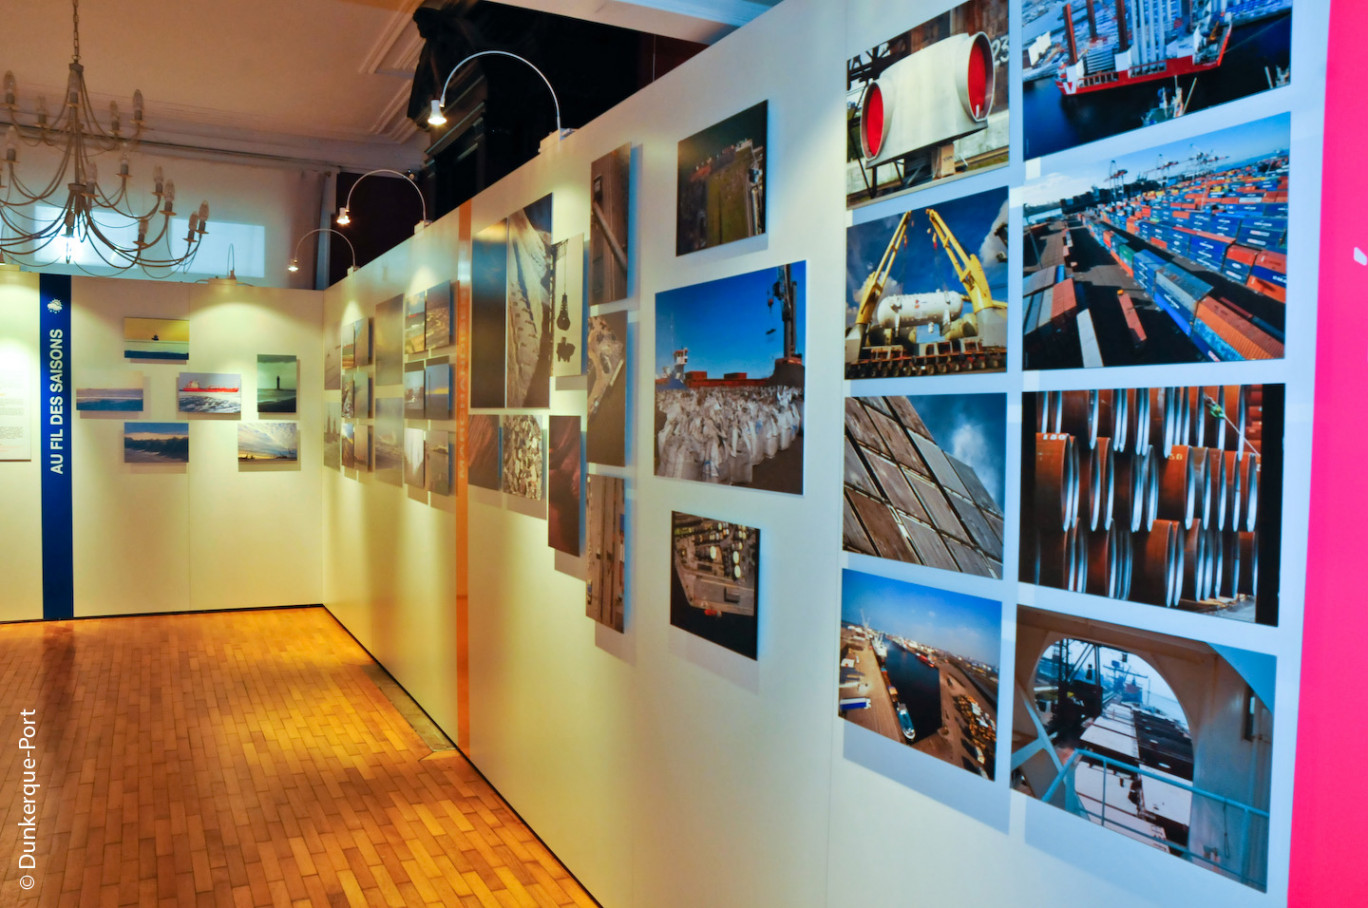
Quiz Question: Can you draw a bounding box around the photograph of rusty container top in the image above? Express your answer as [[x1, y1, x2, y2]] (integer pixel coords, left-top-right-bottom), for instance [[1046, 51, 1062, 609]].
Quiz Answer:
[[845, 394, 1006, 578], [1020, 385, 1282, 625], [846, 0, 1008, 208]]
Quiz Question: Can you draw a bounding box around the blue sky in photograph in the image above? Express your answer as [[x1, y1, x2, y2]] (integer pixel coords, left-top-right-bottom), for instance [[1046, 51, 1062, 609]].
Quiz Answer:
[[841, 568, 1001, 666], [904, 393, 1007, 508], [1020, 112, 1290, 207], [655, 261, 806, 379]]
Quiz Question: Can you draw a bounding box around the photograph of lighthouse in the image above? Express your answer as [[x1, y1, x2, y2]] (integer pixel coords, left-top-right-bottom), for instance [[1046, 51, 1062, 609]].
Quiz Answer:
[[256, 355, 297, 413], [839, 568, 1000, 781], [654, 262, 805, 495], [845, 186, 1009, 378], [1022, 0, 1292, 159]]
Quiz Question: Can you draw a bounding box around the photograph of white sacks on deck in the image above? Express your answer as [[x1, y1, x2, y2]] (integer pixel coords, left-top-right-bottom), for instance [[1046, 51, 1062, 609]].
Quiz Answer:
[[1012, 606, 1273, 891], [654, 262, 805, 495], [844, 393, 1006, 578], [1020, 385, 1281, 625]]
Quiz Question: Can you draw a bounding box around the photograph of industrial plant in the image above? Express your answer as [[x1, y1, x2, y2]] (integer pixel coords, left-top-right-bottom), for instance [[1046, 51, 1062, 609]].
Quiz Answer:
[[1022, 113, 1288, 369], [1011, 605, 1273, 890], [587, 312, 628, 467], [655, 263, 804, 495], [551, 236, 584, 378], [1022, 0, 1292, 160], [845, 0, 1008, 208], [845, 186, 1008, 377], [548, 416, 582, 556], [586, 474, 626, 633], [844, 394, 1006, 578], [466, 414, 500, 491], [839, 569, 1000, 780], [589, 144, 631, 306], [670, 512, 760, 659], [1019, 384, 1281, 625], [676, 102, 766, 255]]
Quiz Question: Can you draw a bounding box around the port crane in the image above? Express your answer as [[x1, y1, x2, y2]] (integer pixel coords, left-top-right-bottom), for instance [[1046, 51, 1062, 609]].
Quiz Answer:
[[848, 210, 912, 355], [925, 207, 1007, 341]]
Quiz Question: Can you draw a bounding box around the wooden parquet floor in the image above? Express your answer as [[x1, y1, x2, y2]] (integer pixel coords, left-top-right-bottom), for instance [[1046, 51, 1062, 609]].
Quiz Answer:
[[0, 607, 596, 908]]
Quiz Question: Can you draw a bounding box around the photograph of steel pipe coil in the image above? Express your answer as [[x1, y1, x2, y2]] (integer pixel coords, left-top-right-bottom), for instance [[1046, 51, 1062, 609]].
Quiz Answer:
[[1022, 114, 1288, 369], [1011, 606, 1274, 890], [845, 394, 1006, 578], [1020, 385, 1281, 624]]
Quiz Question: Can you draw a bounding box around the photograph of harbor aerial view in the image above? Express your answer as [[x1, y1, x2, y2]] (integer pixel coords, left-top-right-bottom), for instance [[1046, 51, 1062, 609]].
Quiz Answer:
[[845, 0, 1008, 208], [1020, 383, 1282, 625], [1022, 0, 1292, 159], [844, 394, 1006, 578], [1012, 606, 1273, 890], [839, 569, 1000, 780], [845, 186, 1008, 377], [1022, 114, 1288, 369], [676, 101, 766, 254], [670, 512, 760, 659]]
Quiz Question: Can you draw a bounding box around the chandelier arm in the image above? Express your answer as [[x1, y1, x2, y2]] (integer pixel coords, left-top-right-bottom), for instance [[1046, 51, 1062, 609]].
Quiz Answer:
[[2, 136, 77, 202], [342, 169, 427, 224], [0, 202, 65, 241], [72, 71, 123, 152]]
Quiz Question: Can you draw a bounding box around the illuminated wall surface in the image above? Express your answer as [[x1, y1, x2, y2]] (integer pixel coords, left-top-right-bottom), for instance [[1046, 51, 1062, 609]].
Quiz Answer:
[[0, 0, 1357, 904]]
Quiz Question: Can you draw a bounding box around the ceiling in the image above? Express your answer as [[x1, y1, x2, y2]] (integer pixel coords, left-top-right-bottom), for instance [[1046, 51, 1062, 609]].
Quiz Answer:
[[0, 0, 779, 173]]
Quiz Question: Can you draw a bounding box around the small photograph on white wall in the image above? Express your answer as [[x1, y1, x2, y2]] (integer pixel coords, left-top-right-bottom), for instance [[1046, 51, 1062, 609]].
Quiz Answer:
[[354, 424, 372, 472], [324, 402, 341, 471], [353, 317, 372, 367], [353, 372, 372, 420], [124, 317, 189, 362], [256, 355, 297, 414], [467, 414, 500, 491], [505, 194, 555, 409], [655, 263, 804, 494], [76, 370, 144, 413], [405, 290, 427, 356], [845, 0, 1008, 209], [177, 372, 241, 414], [404, 363, 426, 420], [586, 474, 625, 633], [427, 430, 453, 496], [547, 416, 582, 555], [324, 335, 341, 391], [124, 422, 189, 464], [404, 426, 426, 488], [670, 512, 759, 659], [501, 414, 544, 501], [676, 101, 766, 255], [374, 398, 403, 486], [551, 235, 584, 378], [586, 311, 627, 467], [1012, 605, 1273, 891], [589, 144, 631, 306], [425, 281, 454, 352], [238, 422, 298, 463], [424, 361, 452, 421], [840, 569, 1000, 781], [374, 295, 404, 386], [341, 422, 356, 469]]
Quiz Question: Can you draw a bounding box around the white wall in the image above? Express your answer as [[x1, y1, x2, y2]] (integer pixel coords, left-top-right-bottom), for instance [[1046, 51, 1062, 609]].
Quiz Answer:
[[0, 270, 45, 621]]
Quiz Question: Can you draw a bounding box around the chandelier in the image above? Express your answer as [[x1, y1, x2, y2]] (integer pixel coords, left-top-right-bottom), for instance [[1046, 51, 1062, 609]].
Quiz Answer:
[[0, 0, 209, 274]]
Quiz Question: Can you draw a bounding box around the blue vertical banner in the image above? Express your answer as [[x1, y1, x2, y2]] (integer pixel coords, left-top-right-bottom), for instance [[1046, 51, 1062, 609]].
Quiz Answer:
[[39, 274, 73, 620]]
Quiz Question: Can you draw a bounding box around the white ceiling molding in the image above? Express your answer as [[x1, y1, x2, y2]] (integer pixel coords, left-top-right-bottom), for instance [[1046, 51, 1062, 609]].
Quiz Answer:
[[356, 0, 426, 77]]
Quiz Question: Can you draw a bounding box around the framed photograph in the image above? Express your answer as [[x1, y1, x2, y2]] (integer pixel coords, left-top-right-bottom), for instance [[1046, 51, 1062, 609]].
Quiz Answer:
[[500, 414, 544, 501], [374, 295, 404, 386], [586, 474, 625, 632], [589, 144, 631, 305], [670, 512, 760, 659], [124, 317, 188, 361], [677, 102, 766, 255], [467, 414, 501, 491], [177, 373, 241, 414], [256, 355, 297, 414], [586, 311, 627, 467], [124, 422, 189, 463], [76, 371, 143, 413], [238, 422, 298, 463], [548, 416, 582, 555]]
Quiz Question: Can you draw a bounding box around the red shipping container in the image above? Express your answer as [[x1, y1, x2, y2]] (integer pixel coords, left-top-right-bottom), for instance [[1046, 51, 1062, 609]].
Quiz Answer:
[[1051, 279, 1078, 321], [1225, 244, 1259, 266], [1255, 249, 1287, 274], [1118, 291, 1146, 346], [1153, 239, 1168, 250], [1198, 297, 1283, 359], [1246, 275, 1287, 303]]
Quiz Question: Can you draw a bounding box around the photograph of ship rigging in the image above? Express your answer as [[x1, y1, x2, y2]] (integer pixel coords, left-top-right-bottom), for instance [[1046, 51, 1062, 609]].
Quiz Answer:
[[845, 0, 1008, 208], [1012, 606, 1273, 890], [845, 186, 1008, 378], [839, 569, 1000, 781], [1022, 0, 1292, 159]]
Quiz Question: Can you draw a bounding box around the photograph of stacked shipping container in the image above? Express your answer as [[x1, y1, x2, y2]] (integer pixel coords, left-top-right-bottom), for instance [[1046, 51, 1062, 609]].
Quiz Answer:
[[1021, 113, 1288, 369]]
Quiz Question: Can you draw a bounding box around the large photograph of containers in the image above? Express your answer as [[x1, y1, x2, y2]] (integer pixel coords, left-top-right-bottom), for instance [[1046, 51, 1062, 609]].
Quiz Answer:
[[1022, 0, 1291, 160], [846, 0, 1008, 209], [1021, 114, 1288, 369], [1011, 606, 1273, 891], [846, 186, 1008, 378], [844, 394, 1006, 578], [840, 569, 1000, 781], [1020, 384, 1281, 625]]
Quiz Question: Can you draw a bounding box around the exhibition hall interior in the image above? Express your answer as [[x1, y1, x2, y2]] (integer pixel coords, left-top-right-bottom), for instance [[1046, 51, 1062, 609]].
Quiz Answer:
[[0, 0, 1360, 905]]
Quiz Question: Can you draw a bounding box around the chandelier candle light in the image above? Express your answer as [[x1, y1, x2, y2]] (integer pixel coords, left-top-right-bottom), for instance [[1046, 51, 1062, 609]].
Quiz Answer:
[[0, 0, 209, 273]]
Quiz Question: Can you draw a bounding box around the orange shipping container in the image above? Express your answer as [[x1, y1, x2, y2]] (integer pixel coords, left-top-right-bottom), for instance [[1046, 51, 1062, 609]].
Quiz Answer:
[[1197, 297, 1283, 359], [1246, 275, 1287, 303], [1051, 278, 1079, 321]]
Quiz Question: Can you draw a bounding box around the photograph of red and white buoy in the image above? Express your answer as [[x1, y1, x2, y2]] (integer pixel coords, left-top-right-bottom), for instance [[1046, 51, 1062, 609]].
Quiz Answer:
[[1019, 384, 1281, 625]]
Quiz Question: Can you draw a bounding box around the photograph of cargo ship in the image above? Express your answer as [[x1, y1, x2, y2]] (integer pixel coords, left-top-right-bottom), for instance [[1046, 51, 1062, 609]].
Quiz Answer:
[[586, 312, 628, 467], [467, 414, 501, 491], [845, 394, 1007, 578], [1012, 606, 1273, 890], [846, 186, 1008, 377], [124, 316, 188, 362], [589, 144, 631, 306], [501, 414, 544, 501], [655, 263, 804, 495], [846, 0, 1007, 209], [176, 372, 241, 414], [124, 422, 189, 464], [1020, 384, 1282, 625], [373, 398, 403, 487], [1023, 0, 1291, 160], [237, 422, 298, 463], [839, 569, 1000, 780], [373, 295, 403, 386], [670, 512, 760, 659], [256, 355, 297, 414], [586, 474, 626, 632], [76, 371, 143, 413], [323, 403, 340, 471], [676, 102, 766, 255], [1022, 114, 1288, 369], [547, 416, 582, 556]]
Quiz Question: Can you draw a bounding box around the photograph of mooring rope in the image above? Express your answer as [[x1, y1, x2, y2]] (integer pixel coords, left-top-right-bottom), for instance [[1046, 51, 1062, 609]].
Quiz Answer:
[[1020, 385, 1282, 625]]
